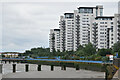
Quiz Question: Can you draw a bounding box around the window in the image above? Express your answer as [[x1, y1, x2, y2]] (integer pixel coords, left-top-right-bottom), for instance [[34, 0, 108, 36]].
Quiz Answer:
[[100, 32, 104, 34], [100, 22, 104, 24], [79, 8, 93, 13]]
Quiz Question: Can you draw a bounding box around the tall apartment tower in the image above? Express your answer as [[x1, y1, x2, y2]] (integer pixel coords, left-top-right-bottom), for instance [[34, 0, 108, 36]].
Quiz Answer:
[[118, 1, 120, 14], [114, 14, 120, 43], [49, 29, 60, 52], [59, 13, 74, 52], [73, 5, 103, 51], [92, 16, 114, 49], [92, 14, 120, 49]]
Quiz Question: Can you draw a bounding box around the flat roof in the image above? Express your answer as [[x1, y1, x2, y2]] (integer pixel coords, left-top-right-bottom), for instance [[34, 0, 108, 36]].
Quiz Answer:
[[78, 7, 96, 9]]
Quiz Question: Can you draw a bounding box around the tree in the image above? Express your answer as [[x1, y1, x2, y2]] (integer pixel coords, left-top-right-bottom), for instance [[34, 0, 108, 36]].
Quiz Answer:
[[83, 43, 96, 56], [118, 49, 120, 58], [75, 43, 96, 57], [113, 41, 120, 53], [97, 48, 112, 56]]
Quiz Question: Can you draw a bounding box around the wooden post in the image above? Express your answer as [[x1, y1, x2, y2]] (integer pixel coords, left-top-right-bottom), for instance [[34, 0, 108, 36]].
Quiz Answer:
[[61, 66, 64, 70], [25, 64, 29, 72], [63, 65, 66, 70], [5, 61, 6, 64], [51, 65, 54, 71], [38, 65, 41, 71], [9, 61, 11, 64], [76, 64, 79, 70], [0, 64, 2, 73], [13, 64, 16, 73]]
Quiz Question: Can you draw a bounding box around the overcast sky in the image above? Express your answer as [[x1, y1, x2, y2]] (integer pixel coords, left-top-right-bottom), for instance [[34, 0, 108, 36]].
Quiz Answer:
[[0, 0, 119, 52]]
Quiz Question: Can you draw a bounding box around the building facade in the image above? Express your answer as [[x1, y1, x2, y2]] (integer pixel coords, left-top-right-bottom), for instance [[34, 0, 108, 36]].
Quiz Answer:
[[73, 5, 103, 51], [49, 29, 60, 52], [49, 5, 120, 52], [59, 13, 74, 52]]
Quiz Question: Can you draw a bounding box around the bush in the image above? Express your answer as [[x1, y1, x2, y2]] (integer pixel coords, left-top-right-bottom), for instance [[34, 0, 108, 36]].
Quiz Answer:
[[97, 49, 112, 56], [101, 56, 109, 62]]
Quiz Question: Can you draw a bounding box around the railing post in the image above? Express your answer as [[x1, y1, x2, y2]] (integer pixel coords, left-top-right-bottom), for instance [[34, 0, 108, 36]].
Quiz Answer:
[[13, 64, 16, 73], [25, 64, 29, 72], [0, 64, 2, 73], [38, 64, 41, 71], [51, 65, 54, 71]]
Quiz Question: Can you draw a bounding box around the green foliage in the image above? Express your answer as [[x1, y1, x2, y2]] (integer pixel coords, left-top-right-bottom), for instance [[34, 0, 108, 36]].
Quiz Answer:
[[97, 48, 112, 56], [113, 41, 120, 53], [24, 47, 51, 57], [101, 56, 109, 62], [118, 49, 120, 58], [75, 43, 96, 56]]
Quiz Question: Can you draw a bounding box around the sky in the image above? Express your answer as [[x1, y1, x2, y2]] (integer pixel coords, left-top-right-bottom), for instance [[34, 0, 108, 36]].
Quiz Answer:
[[0, 0, 119, 52]]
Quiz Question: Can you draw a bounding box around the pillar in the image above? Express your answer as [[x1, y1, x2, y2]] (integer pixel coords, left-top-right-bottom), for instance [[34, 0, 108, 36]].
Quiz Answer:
[[63, 65, 66, 70], [76, 65, 80, 70], [0, 64, 2, 73], [25, 64, 29, 72], [37, 65, 41, 71], [51, 65, 54, 71], [13, 64, 16, 73]]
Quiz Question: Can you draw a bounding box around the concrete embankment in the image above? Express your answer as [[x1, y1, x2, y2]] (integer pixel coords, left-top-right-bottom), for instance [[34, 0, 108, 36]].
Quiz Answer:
[[2, 63, 105, 78]]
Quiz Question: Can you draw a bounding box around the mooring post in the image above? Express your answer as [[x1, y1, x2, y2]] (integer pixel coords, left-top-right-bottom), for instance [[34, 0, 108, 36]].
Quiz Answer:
[[51, 65, 54, 71], [5, 61, 6, 64], [63, 65, 66, 70], [25, 64, 29, 72], [9, 61, 11, 64], [76, 64, 79, 70], [0, 64, 2, 73], [13, 61, 15, 63], [13, 64, 16, 73], [61, 66, 64, 70], [38, 64, 41, 71]]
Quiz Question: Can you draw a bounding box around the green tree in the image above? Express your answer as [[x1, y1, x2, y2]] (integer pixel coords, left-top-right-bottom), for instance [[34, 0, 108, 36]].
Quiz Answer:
[[113, 41, 120, 53], [97, 48, 112, 56], [83, 43, 96, 56], [118, 49, 120, 58]]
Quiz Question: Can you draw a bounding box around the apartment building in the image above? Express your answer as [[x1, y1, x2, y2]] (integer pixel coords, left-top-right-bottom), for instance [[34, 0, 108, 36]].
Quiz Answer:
[[92, 16, 114, 49], [49, 29, 60, 52], [59, 13, 74, 52], [118, 1, 120, 14], [73, 5, 103, 51], [49, 5, 119, 52]]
